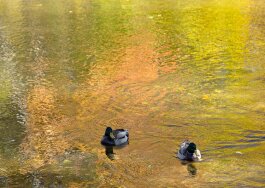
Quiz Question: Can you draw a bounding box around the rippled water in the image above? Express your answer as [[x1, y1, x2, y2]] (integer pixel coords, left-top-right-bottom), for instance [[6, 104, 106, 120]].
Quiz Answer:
[[0, 0, 265, 187]]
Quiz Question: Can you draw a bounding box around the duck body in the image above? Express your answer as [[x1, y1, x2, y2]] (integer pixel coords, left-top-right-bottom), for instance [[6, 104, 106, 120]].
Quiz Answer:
[[101, 127, 129, 147], [177, 141, 201, 161]]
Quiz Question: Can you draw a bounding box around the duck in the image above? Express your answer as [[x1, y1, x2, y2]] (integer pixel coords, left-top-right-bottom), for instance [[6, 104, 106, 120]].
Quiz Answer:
[[177, 140, 201, 161], [101, 127, 129, 146]]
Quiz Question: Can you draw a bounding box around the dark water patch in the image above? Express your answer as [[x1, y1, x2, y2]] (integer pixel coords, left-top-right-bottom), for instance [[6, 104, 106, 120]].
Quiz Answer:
[[240, 136, 265, 143], [202, 140, 260, 159], [1, 171, 98, 188], [244, 130, 265, 134], [0, 106, 26, 157], [215, 143, 259, 150], [246, 175, 265, 188], [238, 130, 265, 143], [0, 151, 99, 187], [253, 75, 265, 83]]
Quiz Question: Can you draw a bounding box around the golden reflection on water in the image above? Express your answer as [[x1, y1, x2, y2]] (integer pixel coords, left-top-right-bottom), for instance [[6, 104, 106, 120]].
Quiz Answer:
[[0, 0, 265, 187]]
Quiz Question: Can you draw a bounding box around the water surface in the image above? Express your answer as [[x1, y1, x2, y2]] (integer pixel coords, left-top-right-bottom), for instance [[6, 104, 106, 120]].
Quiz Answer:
[[0, 0, 265, 187]]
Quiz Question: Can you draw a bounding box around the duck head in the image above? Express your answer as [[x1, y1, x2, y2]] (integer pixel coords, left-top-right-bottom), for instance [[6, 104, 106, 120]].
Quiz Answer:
[[186, 142, 196, 160], [104, 127, 113, 136]]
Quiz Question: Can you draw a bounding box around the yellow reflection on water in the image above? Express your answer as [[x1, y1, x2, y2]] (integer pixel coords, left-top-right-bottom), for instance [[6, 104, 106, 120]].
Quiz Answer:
[[0, 0, 265, 187]]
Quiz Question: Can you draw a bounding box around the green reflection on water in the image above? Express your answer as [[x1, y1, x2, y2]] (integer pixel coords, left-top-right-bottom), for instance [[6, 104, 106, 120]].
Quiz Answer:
[[0, 0, 265, 187]]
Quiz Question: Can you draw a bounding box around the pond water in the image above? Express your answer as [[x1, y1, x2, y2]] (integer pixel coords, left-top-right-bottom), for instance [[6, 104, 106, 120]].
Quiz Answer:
[[0, 0, 265, 187]]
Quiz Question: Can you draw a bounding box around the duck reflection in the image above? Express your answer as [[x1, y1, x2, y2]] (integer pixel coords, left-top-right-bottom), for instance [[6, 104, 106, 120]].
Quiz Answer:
[[105, 146, 116, 160], [187, 163, 197, 176], [181, 161, 197, 176]]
